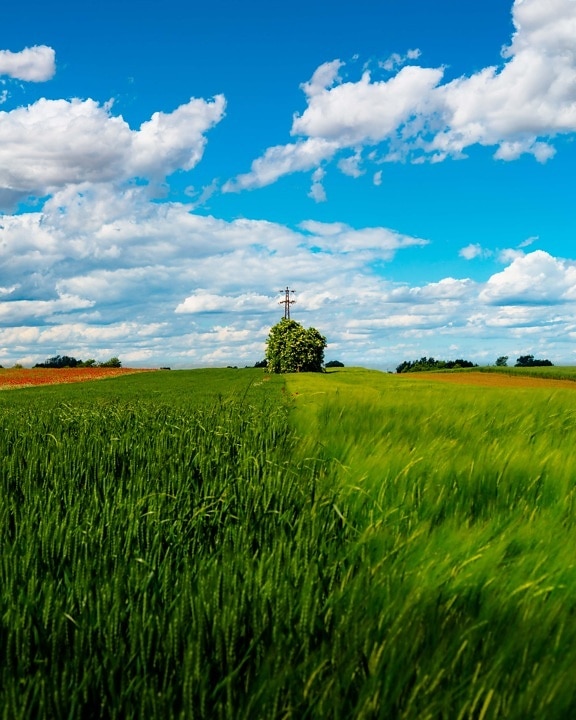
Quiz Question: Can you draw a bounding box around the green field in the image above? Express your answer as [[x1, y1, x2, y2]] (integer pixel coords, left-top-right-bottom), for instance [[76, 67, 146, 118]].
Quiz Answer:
[[2, 367, 576, 718]]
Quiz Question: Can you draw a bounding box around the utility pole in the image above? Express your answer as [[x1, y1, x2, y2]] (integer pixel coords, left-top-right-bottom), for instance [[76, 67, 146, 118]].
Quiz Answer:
[[279, 286, 296, 319]]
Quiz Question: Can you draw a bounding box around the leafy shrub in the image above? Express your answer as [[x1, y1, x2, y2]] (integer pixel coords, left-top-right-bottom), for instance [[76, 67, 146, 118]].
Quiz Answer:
[[99, 356, 122, 368], [265, 318, 327, 373]]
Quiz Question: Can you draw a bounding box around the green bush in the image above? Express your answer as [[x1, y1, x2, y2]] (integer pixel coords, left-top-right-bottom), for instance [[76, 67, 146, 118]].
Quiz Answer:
[[265, 318, 326, 373], [99, 356, 122, 368]]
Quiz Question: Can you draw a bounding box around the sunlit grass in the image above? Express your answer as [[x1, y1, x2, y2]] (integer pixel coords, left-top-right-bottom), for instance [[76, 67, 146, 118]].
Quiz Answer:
[[284, 368, 576, 718], [478, 364, 576, 381]]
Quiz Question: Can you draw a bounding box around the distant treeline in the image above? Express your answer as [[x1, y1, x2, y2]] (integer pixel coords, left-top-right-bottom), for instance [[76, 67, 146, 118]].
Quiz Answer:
[[34, 355, 122, 369], [396, 357, 477, 373], [514, 355, 553, 367], [396, 354, 554, 374]]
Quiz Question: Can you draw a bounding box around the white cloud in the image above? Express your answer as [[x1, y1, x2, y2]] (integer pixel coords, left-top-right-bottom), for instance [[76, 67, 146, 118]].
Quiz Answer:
[[0, 294, 94, 323], [518, 235, 538, 249], [226, 0, 576, 190], [380, 48, 422, 72], [0, 45, 55, 82], [0, 181, 442, 366], [0, 95, 225, 204], [175, 292, 273, 314], [338, 152, 364, 178], [417, 278, 475, 300], [480, 250, 576, 305], [292, 64, 443, 146], [459, 244, 487, 260], [498, 248, 525, 263], [301, 59, 343, 97], [299, 219, 429, 257], [222, 138, 337, 192], [130, 96, 226, 179], [308, 167, 327, 202], [429, 0, 576, 160]]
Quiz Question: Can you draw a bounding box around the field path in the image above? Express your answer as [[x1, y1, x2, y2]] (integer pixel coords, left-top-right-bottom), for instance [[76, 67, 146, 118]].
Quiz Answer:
[[401, 370, 576, 390]]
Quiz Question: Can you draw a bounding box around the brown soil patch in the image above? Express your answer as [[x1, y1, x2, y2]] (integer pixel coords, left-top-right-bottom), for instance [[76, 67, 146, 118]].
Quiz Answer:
[[0, 367, 153, 390], [400, 371, 576, 390]]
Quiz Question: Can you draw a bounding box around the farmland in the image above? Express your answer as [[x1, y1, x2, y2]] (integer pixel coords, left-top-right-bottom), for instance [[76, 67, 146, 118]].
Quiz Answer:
[[2, 367, 576, 718], [0, 366, 150, 390]]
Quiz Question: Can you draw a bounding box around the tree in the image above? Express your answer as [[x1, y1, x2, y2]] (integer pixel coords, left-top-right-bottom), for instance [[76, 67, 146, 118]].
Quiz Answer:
[[265, 318, 327, 373], [34, 355, 79, 368], [515, 355, 553, 367], [325, 360, 344, 368], [495, 356, 508, 367], [99, 357, 122, 368], [396, 357, 477, 373]]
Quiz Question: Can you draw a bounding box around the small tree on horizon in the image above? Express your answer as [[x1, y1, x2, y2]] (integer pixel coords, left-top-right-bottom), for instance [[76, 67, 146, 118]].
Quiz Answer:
[[515, 354, 553, 367], [99, 356, 122, 368], [265, 318, 327, 373]]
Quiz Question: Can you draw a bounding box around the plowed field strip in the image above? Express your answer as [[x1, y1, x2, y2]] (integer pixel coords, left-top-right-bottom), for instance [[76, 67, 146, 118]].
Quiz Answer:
[[0, 367, 152, 389], [400, 371, 576, 389]]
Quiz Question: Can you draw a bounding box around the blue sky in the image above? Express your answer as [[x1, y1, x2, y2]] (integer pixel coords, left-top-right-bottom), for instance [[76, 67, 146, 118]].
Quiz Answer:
[[1, 0, 576, 368]]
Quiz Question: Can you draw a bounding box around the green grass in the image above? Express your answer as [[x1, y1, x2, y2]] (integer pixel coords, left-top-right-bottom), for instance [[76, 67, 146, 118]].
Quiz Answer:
[[2, 367, 576, 718], [476, 364, 576, 381], [0, 368, 278, 408], [285, 368, 576, 718]]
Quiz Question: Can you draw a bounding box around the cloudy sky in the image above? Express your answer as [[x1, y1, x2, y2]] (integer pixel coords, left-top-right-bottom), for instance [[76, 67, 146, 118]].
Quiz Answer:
[[1, 0, 576, 369]]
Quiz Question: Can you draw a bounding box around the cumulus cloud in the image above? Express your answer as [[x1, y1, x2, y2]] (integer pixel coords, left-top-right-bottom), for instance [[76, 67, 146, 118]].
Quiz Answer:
[[0, 94, 225, 204], [480, 250, 576, 305], [291, 64, 443, 146], [226, 0, 576, 191], [429, 0, 576, 161], [5, 180, 570, 370], [0, 182, 440, 366], [0, 45, 55, 82]]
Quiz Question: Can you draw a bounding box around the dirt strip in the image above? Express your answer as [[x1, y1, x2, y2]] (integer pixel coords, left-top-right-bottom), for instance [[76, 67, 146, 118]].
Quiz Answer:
[[399, 371, 576, 390], [0, 367, 153, 389]]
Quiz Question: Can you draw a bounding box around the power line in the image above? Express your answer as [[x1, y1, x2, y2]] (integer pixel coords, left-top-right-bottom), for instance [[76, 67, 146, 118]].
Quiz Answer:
[[279, 286, 296, 319]]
